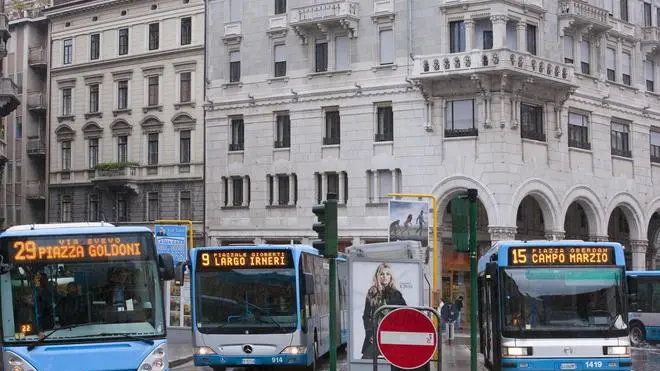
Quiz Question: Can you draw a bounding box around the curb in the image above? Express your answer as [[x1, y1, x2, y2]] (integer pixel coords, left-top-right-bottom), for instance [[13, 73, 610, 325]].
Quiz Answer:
[[170, 356, 194, 368]]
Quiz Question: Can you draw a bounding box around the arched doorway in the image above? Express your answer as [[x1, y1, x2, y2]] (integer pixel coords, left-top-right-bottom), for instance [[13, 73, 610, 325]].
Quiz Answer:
[[647, 212, 660, 269], [564, 202, 590, 240], [515, 196, 547, 240], [439, 198, 490, 330], [608, 207, 631, 269]]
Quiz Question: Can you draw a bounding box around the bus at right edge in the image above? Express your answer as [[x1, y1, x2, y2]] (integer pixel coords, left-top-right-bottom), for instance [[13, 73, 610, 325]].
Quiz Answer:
[[626, 270, 660, 347]]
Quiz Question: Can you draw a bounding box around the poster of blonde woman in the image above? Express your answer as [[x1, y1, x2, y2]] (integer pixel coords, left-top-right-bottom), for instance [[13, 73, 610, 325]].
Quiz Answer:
[[349, 260, 422, 363]]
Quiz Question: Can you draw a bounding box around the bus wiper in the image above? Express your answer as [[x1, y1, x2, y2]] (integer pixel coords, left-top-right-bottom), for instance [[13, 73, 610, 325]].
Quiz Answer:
[[94, 332, 154, 344], [240, 299, 283, 331], [27, 323, 84, 351]]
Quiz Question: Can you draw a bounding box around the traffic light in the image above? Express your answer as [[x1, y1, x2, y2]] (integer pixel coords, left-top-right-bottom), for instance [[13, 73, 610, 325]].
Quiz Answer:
[[312, 202, 327, 255], [312, 193, 338, 257]]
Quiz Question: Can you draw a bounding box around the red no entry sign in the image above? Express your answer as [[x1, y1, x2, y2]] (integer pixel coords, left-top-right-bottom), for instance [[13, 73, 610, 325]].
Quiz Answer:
[[377, 307, 437, 369]]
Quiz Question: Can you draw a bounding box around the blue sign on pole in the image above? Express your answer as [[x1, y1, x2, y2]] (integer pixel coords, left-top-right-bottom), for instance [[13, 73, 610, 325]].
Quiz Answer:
[[155, 224, 188, 263]]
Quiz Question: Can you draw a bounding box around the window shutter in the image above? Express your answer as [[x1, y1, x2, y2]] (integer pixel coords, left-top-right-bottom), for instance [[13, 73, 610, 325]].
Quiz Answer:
[[335, 36, 350, 70], [564, 36, 574, 59], [379, 29, 394, 64], [606, 48, 615, 70], [275, 44, 286, 62]]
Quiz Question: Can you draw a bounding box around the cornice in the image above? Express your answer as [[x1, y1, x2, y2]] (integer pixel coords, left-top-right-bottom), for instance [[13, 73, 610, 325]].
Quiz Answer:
[[570, 91, 660, 119], [208, 83, 419, 111], [44, 0, 135, 19], [50, 45, 204, 74]]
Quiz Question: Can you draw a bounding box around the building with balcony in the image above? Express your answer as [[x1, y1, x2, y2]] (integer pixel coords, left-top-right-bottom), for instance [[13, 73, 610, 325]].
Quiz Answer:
[[0, 2, 29, 227], [206, 0, 660, 295], [43, 0, 205, 242]]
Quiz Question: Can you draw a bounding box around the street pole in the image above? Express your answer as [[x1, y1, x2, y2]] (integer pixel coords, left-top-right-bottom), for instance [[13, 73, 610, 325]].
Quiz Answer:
[[326, 193, 339, 371], [467, 189, 478, 371]]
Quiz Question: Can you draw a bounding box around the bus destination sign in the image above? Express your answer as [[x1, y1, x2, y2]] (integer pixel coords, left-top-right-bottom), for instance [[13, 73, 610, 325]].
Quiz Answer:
[[197, 249, 293, 270], [508, 246, 615, 266], [8, 236, 147, 264]]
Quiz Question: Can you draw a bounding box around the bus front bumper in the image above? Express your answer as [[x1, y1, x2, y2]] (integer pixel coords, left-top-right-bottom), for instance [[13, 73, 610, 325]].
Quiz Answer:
[[194, 353, 308, 368], [501, 357, 632, 371]]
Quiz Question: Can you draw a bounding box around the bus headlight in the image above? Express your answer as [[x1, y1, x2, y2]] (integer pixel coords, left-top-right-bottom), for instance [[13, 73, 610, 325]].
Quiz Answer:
[[502, 346, 532, 356], [194, 346, 217, 355], [604, 346, 629, 355], [139, 343, 167, 371], [281, 346, 307, 355], [3, 352, 36, 371]]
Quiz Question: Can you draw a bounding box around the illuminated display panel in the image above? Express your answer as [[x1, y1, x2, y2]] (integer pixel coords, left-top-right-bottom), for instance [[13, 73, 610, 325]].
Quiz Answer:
[[508, 246, 615, 266], [196, 249, 293, 271], [5, 234, 150, 264]]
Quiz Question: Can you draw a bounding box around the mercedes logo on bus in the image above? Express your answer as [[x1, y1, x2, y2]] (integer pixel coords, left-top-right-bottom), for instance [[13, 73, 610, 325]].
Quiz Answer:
[[563, 346, 574, 355], [243, 345, 253, 354]]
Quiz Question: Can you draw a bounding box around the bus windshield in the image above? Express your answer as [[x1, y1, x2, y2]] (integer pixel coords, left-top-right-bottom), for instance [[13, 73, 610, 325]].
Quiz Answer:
[[0, 233, 165, 344], [194, 267, 297, 334], [501, 267, 626, 337]]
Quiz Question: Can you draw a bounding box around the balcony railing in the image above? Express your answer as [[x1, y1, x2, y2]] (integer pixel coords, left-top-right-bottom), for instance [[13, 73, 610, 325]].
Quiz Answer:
[[28, 46, 47, 66], [611, 148, 632, 158], [274, 139, 290, 148], [27, 137, 46, 156], [414, 48, 576, 86], [229, 143, 244, 151], [93, 163, 140, 184], [558, 0, 610, 24], [0, 77, 20, 116], [26, 181, 46, 200], [290, 1, 358, 24], [27, 92, 46, 111], [323, 136, 340, 145]]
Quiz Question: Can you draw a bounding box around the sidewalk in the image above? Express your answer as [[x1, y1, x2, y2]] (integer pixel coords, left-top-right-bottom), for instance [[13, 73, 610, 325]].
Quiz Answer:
[[167, 327, 193, 368], [440, 333, 488, 371]]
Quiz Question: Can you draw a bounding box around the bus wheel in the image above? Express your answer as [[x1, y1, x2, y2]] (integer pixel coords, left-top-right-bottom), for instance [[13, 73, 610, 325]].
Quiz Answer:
[[305, 341, 319, 371], [630, 323, 645, 347]]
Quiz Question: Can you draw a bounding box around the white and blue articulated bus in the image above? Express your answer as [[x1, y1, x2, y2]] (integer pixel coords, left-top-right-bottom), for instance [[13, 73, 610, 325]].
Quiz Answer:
[[626, 270, 660, 346], [477, 240, 631, 371], [0, 222, 176, 371], [179, 244, 348, 370]]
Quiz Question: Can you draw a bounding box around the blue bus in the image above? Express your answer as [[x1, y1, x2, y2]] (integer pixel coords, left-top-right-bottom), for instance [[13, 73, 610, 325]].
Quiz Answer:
[[626, 270, 660, 346], [177, 244, 348, 370], [477, 240, 631, 371], [0, 223, 176, 371]]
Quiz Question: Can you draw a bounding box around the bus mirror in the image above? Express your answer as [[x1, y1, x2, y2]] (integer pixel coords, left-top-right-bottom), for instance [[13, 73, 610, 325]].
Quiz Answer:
[[158, 253, 175, 281], [304, 273, 315, 295], [174, 262, 186, 286]]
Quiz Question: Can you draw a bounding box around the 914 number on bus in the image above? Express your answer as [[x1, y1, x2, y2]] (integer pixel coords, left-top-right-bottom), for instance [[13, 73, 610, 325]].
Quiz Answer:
[[584, 361, 603, 368], [271, 356, 284, 364]]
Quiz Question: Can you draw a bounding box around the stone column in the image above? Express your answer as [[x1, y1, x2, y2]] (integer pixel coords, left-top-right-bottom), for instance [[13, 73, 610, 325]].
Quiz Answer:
[[338, 171, 346, 205], [464, 19, 475, 51], [242, 176, 249, 207], [490, 15, 507, 50], [321, 172, 328, 201], [575, 33, 583, 73], [635, 41, 645, 90], [516, 21, 527, 52], [372, 169, 379, 203], [598, 34, 607, 80], [273, 175, 280, 206], [227, 177, 234, 206], [615, 38, 623, 82], [545, 231, 566, 241], [288, 174, 296, 206], [589, 235, 609, 242], [488, 226, 517, 244], [631, 240, 648, 271]]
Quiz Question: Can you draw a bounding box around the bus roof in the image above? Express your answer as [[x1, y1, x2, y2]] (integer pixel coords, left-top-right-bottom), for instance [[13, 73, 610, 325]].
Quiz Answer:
[[478, 240, 626, 272], [0, 223, 152, 238], [626, 270, 660, 277]]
